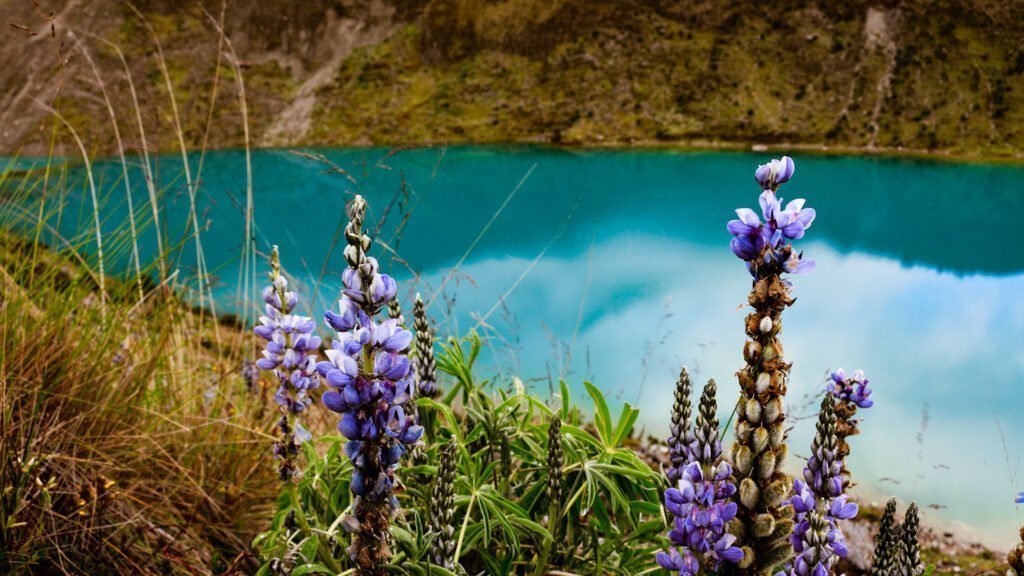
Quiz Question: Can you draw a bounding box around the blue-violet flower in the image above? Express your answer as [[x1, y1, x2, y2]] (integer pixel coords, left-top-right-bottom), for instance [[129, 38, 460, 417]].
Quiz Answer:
[[316, 195, 422, 570], [253, 246, 320, 480], [728, 156, 815, 279], [658, 379, 743, 575]]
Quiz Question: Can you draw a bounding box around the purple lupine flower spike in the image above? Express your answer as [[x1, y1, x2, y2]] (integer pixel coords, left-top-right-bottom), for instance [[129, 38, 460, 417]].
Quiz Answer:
[[780, 394, 858, 576], [667, 367, 695, 483], [319, 195, 422, 571], [661, 380, 743, 574], [828, 368, 873, 489], [776, 509, 837, 576], [728, 156, 815, 279], [411, 294, 439, 399], [253, 246, 320, 481]]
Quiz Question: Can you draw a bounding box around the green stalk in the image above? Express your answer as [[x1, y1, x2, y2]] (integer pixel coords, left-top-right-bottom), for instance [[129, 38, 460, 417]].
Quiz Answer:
[[453, 491, 476, 564]]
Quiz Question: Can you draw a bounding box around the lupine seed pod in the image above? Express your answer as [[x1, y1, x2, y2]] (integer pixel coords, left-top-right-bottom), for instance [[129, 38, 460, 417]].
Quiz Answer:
[[412, 294, 439, 400], [428, 440, 458, 571], [1007, 527, 1024, 576], [667, 367, 694, 483], [900, 502, 923, 576], [871, 499, 900, 576], [387, 298, 404, 325]]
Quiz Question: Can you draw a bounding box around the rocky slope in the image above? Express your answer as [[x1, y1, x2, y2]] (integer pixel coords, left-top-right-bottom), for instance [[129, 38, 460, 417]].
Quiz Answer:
[[3, 0, 1024, 158]]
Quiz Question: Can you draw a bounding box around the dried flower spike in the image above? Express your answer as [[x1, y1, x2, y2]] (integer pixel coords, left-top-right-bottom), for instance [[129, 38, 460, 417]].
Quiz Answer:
[[1007, 524, 1024, 576], [727, 157, 814, 574]]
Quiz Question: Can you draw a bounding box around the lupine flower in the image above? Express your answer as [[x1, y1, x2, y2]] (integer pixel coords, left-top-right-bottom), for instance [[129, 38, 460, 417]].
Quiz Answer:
[[776, 509, 837, 576], [871, 498, 902, 576], [829, 369, 874, 409], [428, 440, 458, 570], [253, 246, 320, 481], [667, 367, 695, 484], [755, 156, 795, 190], [546, 416, 564, 533], [317, 195, 423, 570], [412, 294, 439, 399], [656, 547, 700, 576], [899, 503, 923, 576], [659, 380, 743, 575], [804, 394, 842, 499], [387, 298, 404, 325], [254, 250, 321, 414], [780, 394, 858, 576], [828, 368, 873, 490], [727, 156, 815, 279]]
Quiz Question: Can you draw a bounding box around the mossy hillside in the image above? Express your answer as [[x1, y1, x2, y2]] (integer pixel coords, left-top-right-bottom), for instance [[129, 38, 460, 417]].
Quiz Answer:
[[310, 1, 1024, 156], [4, 1, 1024, 158]]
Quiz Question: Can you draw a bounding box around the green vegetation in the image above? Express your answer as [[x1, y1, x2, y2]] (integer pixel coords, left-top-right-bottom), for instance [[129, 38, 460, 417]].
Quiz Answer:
[[253, 333, 663, 575]]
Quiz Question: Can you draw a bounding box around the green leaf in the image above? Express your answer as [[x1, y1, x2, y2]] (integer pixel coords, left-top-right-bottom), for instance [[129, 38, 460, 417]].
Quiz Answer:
[[290, 563, 332, 575], [584, 380, 612, 443], [612, 402, 640, 448], [559, 379, 571, 419]]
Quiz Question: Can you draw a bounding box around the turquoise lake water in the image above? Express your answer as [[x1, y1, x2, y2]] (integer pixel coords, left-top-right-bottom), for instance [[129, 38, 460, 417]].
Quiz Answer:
[[6, 147, 1023, 549]]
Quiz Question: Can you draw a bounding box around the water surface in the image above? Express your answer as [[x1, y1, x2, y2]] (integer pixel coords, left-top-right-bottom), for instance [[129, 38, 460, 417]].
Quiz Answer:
[[8, 147, 1024, 549]]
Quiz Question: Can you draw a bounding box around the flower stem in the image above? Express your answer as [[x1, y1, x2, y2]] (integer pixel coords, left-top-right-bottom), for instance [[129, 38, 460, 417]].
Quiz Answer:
[[453, 491, 476, 564], [286, 467, 342, 574]]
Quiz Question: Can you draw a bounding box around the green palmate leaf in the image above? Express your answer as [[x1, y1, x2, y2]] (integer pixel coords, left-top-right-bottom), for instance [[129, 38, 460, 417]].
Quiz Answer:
[[629, 500, 662, 517], [560, 379, 571, 420], [612, 402, 640, 448], [391, 525, 418, 549], [584, 380, 613, 442], [418, 397, 462, 443], [562, 423, 605, 451]]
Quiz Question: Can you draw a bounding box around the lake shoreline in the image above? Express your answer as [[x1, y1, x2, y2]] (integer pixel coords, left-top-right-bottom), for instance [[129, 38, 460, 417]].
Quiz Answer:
[[11, 138, 1024, 168]]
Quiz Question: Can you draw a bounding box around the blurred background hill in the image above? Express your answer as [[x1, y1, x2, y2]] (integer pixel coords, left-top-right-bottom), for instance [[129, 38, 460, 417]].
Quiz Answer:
[[4, 0, 1024, 156]]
